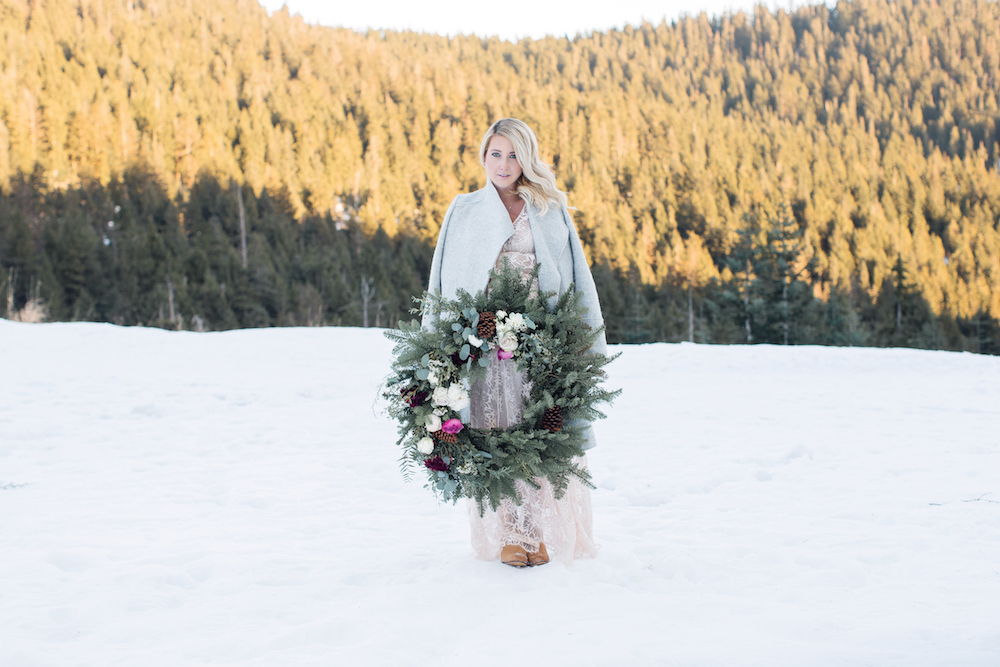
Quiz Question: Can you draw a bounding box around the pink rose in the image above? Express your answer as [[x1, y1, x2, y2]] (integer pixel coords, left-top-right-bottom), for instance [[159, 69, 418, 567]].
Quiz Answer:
[[441, 418, 464, 434], [497, 348, 514, 360]]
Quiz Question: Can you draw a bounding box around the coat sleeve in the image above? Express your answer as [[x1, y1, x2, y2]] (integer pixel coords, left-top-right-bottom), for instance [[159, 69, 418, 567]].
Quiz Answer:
[[564, 208, 608, 358], [421, 198, 457, 330], [563, 208, 608, 452]]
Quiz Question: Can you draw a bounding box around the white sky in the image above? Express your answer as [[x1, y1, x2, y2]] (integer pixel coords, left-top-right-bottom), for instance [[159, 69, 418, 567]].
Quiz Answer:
[[258, 0, 802, 42]]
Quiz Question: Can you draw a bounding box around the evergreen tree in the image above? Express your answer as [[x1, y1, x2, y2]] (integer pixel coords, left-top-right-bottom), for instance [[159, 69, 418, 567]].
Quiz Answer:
[[754, 204, 816, 345], [724, 212, 761, 344]]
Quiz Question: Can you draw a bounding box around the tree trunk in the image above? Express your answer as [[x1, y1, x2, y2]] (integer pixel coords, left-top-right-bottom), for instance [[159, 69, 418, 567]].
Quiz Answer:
[[688, 281, 694, 343], [167, 275, 176, 325], [782, 279, 788, 345], [744, 260, 752, 343], [360, 275, 375, 327], [237, 184, 247, 269], [6, 267, 15, 317]]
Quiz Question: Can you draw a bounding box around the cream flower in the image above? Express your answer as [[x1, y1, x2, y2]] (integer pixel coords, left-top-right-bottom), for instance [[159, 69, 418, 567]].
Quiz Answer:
[[468, 334, 483, 348], [425, 413, 442, 432], [498, 332, 519, 352], [508, 313, 525, 330], [416, 436, 434, 455], [427, 371, 439, 387], [447, 383, 470, 412], [432, 385, 450, 406]]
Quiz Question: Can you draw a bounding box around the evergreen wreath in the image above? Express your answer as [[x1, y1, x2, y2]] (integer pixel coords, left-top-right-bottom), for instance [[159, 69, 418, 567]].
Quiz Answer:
[[383, 262, 620, 513]]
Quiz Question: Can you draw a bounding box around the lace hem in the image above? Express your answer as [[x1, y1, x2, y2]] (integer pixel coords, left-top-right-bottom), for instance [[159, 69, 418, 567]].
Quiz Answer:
[[467, 456, 598, 563]]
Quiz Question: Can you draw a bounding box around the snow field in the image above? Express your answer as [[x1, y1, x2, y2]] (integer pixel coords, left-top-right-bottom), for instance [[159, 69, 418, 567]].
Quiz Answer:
[[1, 320, 998, 665]]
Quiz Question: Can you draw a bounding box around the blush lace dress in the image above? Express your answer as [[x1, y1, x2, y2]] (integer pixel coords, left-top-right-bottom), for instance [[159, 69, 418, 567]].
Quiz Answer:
[[467, 206, 598, 563]]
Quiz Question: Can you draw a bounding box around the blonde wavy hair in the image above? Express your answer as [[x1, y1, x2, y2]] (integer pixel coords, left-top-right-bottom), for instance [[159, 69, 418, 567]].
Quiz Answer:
[[479, 118, 567, 215]]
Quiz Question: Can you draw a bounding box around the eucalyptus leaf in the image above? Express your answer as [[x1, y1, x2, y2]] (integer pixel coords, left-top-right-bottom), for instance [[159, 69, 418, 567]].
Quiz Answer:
[[460, 343, 470, 360], [452, 322, 462, 331], [416, 368, 429, 380]]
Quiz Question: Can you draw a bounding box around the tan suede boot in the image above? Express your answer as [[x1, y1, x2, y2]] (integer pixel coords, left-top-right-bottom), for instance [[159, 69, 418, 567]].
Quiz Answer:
[[526, 542, 549, 566], [500, 544, 528, 567]]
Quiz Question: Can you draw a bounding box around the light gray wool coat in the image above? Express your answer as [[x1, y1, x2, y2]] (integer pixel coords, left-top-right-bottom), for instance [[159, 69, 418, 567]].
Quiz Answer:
[[423, 181, 607, 450]]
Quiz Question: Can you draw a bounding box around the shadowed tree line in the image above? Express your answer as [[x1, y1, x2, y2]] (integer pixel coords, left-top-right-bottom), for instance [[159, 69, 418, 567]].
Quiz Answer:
[[1, 165, 996, 353], [593, 251, 1000, 353], [591, 199, 999, 352], [0, 167, 429, 329]]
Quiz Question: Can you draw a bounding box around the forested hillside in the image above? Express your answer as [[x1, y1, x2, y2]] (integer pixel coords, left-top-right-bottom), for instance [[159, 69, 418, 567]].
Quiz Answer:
[[1, 0, 998, 350]]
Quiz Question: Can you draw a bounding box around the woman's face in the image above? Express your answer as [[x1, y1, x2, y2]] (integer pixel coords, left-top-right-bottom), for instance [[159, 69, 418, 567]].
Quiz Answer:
[[484, 135, 523, 194]]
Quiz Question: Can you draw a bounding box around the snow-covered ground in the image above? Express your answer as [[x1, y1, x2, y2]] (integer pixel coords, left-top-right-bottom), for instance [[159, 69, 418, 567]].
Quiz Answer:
[[1, 320, 998, 666]]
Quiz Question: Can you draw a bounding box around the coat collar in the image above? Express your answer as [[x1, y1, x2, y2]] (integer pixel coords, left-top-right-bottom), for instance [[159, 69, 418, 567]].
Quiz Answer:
[[467, 180, 567, 296], [465, 181, 516, 287], [481, 179, 516, 237]]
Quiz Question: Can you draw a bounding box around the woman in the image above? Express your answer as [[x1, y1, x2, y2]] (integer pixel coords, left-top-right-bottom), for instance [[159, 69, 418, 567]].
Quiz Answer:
[[423, 118, 605, 567]]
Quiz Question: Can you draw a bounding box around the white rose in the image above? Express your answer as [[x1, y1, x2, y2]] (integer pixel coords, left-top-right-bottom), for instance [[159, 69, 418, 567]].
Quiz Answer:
[[425, 413, 442, 432], [416, 436, 434, 455], [498, 333, 519, 352], [496, 310, 507, 319], [432, 385, 450, 406], [468, 334, 483, 348], [447, 383, 470, 412]]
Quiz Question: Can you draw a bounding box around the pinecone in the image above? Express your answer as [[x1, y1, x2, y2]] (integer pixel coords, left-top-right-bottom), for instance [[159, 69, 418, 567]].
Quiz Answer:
[[432, 430, 458, 444], [542, 406, 563, 433], [477, 311, 496, 339]]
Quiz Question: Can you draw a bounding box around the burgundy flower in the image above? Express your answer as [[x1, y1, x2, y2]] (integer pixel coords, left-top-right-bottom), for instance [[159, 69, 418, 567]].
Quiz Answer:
[[407, 391, 428, 407], [424, 456, 449, 471], [451, 349, 479, 367]]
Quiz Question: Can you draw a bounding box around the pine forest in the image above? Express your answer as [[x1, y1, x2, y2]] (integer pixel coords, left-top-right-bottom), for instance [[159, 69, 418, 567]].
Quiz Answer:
[[1, 0, 999, 352]]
